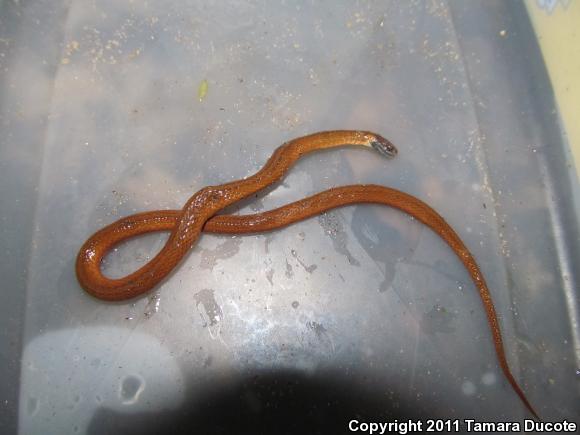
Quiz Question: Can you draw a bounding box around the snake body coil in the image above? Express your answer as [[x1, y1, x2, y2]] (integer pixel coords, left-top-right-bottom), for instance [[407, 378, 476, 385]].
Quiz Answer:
[[76, 130, 538, 418]]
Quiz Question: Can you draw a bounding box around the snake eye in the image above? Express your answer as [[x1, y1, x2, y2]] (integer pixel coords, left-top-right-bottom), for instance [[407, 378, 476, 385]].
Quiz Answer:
[[371, 135, 398, 159]]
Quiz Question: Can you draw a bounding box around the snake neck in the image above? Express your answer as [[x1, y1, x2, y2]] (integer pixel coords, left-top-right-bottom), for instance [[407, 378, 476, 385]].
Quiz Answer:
[[292, 130, 377, 153]]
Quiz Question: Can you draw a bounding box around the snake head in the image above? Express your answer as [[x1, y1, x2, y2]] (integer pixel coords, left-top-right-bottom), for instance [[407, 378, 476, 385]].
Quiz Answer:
[[371, 135, 398, 159]]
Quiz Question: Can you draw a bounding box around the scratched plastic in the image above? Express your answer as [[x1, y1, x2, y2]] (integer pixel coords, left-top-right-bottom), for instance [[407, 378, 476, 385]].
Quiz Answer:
[[0, 1, 578, 434]]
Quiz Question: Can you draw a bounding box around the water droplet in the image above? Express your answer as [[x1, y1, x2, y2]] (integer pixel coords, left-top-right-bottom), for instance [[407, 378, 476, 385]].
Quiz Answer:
[[120, 375, 145, 405], [461, 380, 476, 396], [481, 372, 496, 385]]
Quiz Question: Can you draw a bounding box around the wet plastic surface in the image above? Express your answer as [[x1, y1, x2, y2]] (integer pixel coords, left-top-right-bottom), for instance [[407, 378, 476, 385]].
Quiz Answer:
[[0, 1, 578, 434]]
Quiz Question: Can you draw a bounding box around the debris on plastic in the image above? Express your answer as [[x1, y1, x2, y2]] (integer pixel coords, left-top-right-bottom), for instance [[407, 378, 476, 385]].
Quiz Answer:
[[198, 79, 209, 102]]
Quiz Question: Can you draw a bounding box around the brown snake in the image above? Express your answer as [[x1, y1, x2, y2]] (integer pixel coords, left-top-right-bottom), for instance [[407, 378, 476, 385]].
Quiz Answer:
[[76, 130, 538, 418]]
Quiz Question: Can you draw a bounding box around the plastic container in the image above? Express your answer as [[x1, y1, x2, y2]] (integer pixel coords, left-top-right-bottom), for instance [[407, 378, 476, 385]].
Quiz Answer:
[[1, 1, 578, 433]]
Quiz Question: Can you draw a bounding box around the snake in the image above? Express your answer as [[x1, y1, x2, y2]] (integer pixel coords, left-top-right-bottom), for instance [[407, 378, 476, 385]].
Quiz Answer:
[[76, 130, 538, 418]]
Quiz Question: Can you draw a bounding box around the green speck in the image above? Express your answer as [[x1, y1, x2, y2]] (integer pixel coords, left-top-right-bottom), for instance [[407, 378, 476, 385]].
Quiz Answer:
[[198, 79, 208, 102]]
